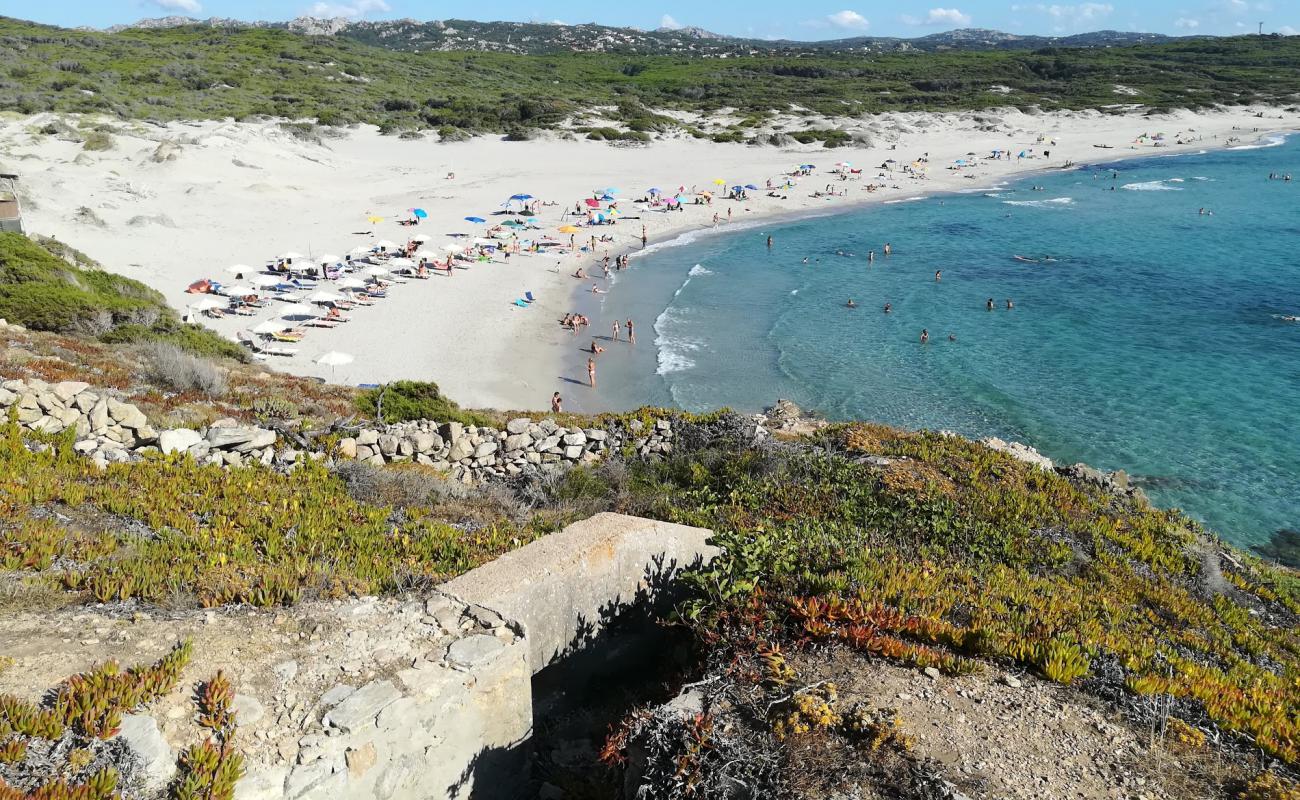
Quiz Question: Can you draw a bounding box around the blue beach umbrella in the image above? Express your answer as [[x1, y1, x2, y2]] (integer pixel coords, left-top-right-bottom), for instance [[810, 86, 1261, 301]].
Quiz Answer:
[[647, 187, 662, 195], [465, 216, 486, 223], [412, 208, 428, 218], [744, 184, 759, 190], [600, 194, 615, 202], [510, 193, 533, 201]]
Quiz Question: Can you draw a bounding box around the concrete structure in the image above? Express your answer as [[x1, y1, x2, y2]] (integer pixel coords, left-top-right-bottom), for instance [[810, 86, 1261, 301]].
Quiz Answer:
[[443, 513, 719, 672], [0, 174, 22, 234]]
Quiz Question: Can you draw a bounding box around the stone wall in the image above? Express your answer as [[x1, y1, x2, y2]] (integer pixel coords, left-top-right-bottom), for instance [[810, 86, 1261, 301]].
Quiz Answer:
[[0, 376, 678, 482]]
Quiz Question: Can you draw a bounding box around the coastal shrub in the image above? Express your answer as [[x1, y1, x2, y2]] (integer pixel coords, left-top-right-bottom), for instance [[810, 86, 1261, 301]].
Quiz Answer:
[[80, 131, 114, 151], [355, 381, 496, 427], [140, 342, 227, 398]]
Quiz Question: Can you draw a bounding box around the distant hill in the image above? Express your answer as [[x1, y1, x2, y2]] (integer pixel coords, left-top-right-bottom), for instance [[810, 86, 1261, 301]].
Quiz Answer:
[[97, 15, 1196, 56]]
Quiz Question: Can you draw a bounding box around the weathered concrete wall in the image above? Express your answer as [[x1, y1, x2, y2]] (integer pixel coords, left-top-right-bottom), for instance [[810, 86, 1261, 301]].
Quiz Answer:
[[442, 513, 718, 673]]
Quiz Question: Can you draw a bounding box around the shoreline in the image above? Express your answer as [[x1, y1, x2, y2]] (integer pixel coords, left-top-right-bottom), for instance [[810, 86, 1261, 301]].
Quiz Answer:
[[3, 106, 1297, 412], [551, 126, 1297, 415]]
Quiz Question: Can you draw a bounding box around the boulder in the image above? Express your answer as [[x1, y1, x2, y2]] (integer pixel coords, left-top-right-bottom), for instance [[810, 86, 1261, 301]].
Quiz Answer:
[[338, 438, 358, 459], [473, 441, 498, 459], [356, 429, 379, 447], [206, 426, 277, 453], [377, 434, 399, 456], [504, 434, 531, 452], [107, 398, 149, 431], [439, 421, 464, 443], [52, 381, 90, 402], [323, 680, 402, 734], [561, 432, 587, 447], [505, 418, 531, 435], [447, 437, 474, 462], [116, 714, 176, 793]]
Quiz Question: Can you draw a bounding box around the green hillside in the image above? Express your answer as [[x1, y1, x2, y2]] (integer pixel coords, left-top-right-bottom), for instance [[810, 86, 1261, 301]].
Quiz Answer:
[[0, 16, 1297, 135]]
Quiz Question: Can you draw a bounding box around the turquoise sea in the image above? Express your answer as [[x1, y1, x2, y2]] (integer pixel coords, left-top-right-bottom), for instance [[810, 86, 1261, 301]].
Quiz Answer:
[[579, 133, 1300, 550]]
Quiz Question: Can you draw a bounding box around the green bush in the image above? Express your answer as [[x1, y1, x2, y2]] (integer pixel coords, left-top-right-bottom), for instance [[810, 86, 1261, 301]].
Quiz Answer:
[[81, 130, 114, 151], [355, 381, 495, 427], [0, 233, 245, 361]]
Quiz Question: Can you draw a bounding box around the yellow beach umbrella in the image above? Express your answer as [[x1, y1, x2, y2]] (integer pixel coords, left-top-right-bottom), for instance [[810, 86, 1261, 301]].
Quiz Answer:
[[367, 215, 384, 224], [557, 225, 580, 233], [712, 178, 726, 186]]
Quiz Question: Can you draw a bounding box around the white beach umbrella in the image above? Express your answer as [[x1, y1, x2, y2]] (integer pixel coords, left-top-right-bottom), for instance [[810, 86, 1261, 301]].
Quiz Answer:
[[249, 274, 281, 288], [414, 249, 439, 260], [224, 264, 253, 275], [472, 237, 495, 246], [337, 277, 368, 289], [363, 265, 390, 277], [224, 285, 256, 296], [253, 320, 290, 334], [307, 291, 344, 304], [375, 239, 398, 250], [441, 243, 464, 254], [410, 234, 431, 243], [315, 351, 354, 367], [279, 251, 305, 260], [189, 297, 227, 311], [317, 253, 341, 264], [349, 245, 374, 255], [279, 303, 318, 318], [287, 262, 319, 273]]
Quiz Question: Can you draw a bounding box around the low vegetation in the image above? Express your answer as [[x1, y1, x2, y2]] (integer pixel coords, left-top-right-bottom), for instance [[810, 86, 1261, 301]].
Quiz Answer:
[[0, 233, 242, 360], [355, 380, 497, 428], [1, 17, 1298, 136]]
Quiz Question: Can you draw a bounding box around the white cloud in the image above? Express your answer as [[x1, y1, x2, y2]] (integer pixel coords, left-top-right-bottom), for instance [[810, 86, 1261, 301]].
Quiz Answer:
[[826, 9, 871, 29], [149, 0, 202, 13], [307, 0, 391, 19], [1010, 2, 1113, 29], [906, 7, 972, 25], [659, 14, 683, 29], [1173, 16, 1200, 28]]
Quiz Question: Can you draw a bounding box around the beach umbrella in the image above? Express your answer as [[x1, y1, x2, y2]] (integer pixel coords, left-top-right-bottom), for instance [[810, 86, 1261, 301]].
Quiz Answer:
[[316, 351, 354, 368], [647, 188, 662, 195], [375, 240, 398, 250], [744, 184, 759, 190], [253, 320, 290, 334], [464, 216, 486, 224], [286, 262, 316, 273], [224, 285, 256, 297], [338, 277, 368, 289], [584, 199, 601, 208], [509, 193, 533, 201], [502, 219, 525, 227], [317, 253, 341, 264], [349, 246, 373, 255], [712, 178, 726, 186], [440, 243, 464, 254], [388, 257, 414, 268], [411, 234, 431, 243], [279, 303, 317, 319], [189, 297, 227, 311], [557, 225, 580, 233], [279, 251, 304, 260], [307, 291, 344, 304], [411, 208, 428, 219], [363, 265, 390, 277], [600, 187, 618, 195], [367, 215, 384, 224], [599, 194, 615, 202], [414, 249, 440, 259], [224, 264, 252, 275], [249, 275, 281, 288], [674, 195, 688, 203]]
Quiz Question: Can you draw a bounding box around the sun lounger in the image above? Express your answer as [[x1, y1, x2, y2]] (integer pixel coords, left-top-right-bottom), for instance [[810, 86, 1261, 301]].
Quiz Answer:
[[237, 331, 297, 357], [525, 291, 536, 303], [513, 299, 529, 308], [270, 331, 305, 343], [305, 318, 341, 328]]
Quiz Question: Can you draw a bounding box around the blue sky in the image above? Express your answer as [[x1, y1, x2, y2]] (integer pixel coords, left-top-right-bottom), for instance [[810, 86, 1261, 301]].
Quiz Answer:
[[2, 0, 1294, 39]]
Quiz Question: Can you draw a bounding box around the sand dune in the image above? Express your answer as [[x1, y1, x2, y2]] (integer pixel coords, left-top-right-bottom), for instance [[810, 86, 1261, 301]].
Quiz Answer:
[[1, 105, 1295, 410]]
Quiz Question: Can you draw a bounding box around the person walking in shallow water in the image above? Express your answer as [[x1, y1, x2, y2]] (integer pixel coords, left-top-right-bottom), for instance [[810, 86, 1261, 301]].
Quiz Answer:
[[987, 298, 995, 311], [626, 318, 635, 344], [920, 329, 929, 344], [551, 392, 562, 413], [612, 320, 620, 341], [587, 357, 596, 388]]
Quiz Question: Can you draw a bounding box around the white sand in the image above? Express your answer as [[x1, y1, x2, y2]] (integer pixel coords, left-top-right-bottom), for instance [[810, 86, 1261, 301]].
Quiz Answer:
[[2, 105, 1295, 410]]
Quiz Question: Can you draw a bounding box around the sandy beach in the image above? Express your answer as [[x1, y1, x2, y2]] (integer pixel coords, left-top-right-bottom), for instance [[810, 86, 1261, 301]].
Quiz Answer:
[[2, 105, 1296, 411]]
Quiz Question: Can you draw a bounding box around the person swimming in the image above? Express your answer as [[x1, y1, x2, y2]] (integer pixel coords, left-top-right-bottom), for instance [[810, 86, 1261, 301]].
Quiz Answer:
[[883, 303, 892, 313], [920, 329, 929, 344], [846, 299, 857, 308], [987, 298, 995, 311]]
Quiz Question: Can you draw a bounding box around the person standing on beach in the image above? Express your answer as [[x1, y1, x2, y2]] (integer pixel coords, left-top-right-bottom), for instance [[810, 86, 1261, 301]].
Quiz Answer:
[[641, 225, 648, 248], [612, 320, 620, 341], [552, 392, 563, 413], [626, 319, 635, 344], [587, 357, 597, 388]]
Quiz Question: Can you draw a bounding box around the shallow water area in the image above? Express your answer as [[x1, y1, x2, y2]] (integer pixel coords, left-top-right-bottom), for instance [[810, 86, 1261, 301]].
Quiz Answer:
[[588, 134, 1300, 549]]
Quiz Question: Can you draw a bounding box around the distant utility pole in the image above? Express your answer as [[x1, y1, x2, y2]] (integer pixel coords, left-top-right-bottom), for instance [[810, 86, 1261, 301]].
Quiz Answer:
[[1258, 21, 1263, 34]]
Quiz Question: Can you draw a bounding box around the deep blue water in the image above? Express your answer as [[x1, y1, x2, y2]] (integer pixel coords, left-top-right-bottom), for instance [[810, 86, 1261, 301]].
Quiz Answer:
[[586, 133, 1300, 549]]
